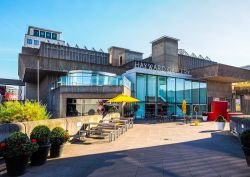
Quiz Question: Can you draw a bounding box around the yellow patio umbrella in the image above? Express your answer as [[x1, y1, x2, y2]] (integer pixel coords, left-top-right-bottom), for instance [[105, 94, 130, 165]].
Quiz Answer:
[[182, 100, 187, 114], [107, 94, 140, 103], [107, 94, 140, 117]]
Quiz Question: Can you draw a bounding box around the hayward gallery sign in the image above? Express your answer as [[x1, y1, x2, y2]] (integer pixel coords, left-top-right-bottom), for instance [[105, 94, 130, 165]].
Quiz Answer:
[[134, 61, 190, 75]]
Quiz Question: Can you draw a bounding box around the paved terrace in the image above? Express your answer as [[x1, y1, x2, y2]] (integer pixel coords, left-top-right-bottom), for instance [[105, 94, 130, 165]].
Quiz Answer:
[[2, 121, 250, 177]]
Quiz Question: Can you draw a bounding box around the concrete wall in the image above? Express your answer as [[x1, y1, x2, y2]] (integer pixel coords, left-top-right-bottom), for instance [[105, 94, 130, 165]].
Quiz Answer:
[[50, 85, 125, 117], [152, 37, 179, 69], [109, 47, 143, 66], [178, 54, 216, 70], [25, 82, 37, 100], [0, 113, 120, 141], [109, 47, 124, 66], [207, 81, 232, 99]]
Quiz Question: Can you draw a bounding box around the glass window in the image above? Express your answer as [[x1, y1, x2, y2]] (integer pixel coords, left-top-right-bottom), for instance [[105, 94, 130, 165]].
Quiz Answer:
[[176, 79, 184, 103], [83, 99, 98, 115], [52, 33, 57, 40], [109, 77, 117, 85], [167, 104, 175, 116], [136, 74, 146, 101], [167, 77, 175, 103], [46, 32, 51, 39], [184, 80, 192, 103], [34, 40, 39, 45], [145, 103, 156, 118], [176, 104, 184, 117], [91, 74, 97, 86], [27, 39, 32, 44], [192, 82, 200, 104], [198, 105, 207, 115], [40, 31, 45, 38], [158, 76, 166, 102], [33, 30, 39, 36], [157, 103, 167, 116], [147, 75, 156, 102], [200, 82, 207, 104], [82, 73, 91, 85], [98, 75, 108, 85], [136, 103, 145, 119]]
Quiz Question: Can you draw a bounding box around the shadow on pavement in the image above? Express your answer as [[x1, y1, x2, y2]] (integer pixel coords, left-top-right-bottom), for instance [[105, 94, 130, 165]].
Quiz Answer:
[[1, 131, 249, 177]]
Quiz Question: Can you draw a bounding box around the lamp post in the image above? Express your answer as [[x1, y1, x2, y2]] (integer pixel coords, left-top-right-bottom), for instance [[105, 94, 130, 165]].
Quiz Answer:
[[37, 58, 40, 102]]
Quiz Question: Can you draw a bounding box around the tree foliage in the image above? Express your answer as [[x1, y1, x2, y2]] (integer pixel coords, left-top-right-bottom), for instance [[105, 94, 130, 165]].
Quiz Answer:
[[0, 101, 50, 123]]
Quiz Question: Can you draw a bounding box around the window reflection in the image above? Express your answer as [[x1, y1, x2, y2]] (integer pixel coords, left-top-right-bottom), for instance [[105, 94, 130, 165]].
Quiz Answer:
[[176, 79, 184, 103], [51, 70, 130, 89], [192, 82, 199, 104], [167, 77, 175, 102], [185, 81, 192, 103], [158, 76, 166, 102], [135, 74, 208, 119], [147, 75, 156, 102]]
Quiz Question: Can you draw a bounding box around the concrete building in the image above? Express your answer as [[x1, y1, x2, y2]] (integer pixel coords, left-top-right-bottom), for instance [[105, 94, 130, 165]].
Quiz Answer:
[[24, 26, 65, 48], [18, 26, 250, 118], [0, 78, 25, 102], [109, 47, 143, 66]]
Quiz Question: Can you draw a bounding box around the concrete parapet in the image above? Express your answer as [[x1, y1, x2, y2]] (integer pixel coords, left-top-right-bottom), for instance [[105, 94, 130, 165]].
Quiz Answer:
[[0, 113, 120, 141], [22, 118, 68, 136], [0, 123, 25, 141]]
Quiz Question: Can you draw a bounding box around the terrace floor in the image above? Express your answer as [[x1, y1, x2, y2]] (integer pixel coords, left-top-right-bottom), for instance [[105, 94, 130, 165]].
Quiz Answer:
[[2, 121, 250, 177]]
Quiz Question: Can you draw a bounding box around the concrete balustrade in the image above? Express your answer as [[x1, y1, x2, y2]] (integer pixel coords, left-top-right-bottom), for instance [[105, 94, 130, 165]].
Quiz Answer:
[[0, 113, 120, 141]]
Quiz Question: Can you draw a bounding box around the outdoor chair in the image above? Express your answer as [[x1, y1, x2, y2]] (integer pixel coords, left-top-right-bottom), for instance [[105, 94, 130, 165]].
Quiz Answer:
[[87, 125, 113, 142], [120, 117, 134, 128], [113, 117, 134, 129], [184, 115, 192, 124]]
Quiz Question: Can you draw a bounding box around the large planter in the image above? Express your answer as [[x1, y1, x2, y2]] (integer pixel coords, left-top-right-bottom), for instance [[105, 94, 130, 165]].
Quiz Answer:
[[5, 155, 29, 176], [30, 144, 51, 166], [242, 146, 250, 166], [202, 116, 208, 121], [217, 122, 226, 130], [50, 144, 64, 158]]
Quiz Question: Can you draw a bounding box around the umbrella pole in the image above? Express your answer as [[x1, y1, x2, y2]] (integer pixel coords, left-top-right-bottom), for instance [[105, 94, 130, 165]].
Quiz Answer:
[[121, 102, 125, 117]]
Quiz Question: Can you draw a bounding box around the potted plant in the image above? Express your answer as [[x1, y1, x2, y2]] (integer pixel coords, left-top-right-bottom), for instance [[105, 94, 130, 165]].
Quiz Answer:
[[49, 127, 70, 158], [0, 132, 38, 176], [30, 125, 51, 166], [215, 115, 226, 130], [202, 112, 208, 121], [240, 130, 250, 166]]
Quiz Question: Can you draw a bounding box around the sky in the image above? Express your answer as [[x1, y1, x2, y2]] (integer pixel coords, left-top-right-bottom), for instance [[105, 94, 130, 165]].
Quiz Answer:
[[0, 0, 250, 79]]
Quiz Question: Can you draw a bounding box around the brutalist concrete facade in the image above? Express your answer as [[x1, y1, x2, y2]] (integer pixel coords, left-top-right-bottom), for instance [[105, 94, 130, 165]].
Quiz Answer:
[[18, 28, 250, 117], [18, 45, 128, 118], [151, 36, 179, 69]]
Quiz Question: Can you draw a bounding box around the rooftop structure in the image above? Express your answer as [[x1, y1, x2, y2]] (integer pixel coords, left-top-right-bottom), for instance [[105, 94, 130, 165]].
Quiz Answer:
[[24, 26, 65, 48]]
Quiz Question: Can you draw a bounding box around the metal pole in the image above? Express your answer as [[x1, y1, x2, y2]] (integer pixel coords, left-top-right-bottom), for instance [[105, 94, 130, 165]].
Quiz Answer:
[[37, 58, 39, 102]]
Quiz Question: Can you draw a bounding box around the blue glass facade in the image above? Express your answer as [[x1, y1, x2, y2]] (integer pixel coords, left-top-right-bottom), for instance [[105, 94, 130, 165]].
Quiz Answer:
[[135, 73, 207, 119], [51, 70, 131, 90]]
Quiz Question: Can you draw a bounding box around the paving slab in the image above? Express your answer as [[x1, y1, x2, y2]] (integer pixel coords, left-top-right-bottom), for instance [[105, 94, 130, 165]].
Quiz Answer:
[[1, 121, 250, 177]]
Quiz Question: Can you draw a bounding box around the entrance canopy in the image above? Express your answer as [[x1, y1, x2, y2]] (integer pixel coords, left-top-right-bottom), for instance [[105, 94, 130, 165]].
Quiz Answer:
[[107, 94, 140, 103]]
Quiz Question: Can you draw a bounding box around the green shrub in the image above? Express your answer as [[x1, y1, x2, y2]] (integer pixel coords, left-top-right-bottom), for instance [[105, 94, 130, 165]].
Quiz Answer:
[[0, 101, 49, 123], [50, 127, 70, 145], [0, 132, 38, 158], [215, 115, 226, 122], [0, 101, 24, 123], [23, 101, 49, 121], [202, 112, 208, 116], [30, 125, 51, 146], [240, 130, 250, 148]]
